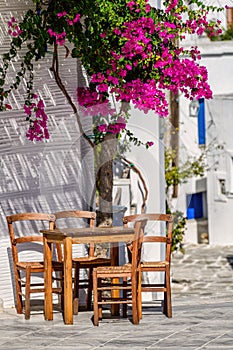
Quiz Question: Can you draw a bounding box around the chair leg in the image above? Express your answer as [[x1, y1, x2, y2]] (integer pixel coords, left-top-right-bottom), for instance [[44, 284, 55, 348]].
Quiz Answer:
[[15, 268, 23, 314], [164, 270, 172, 318], [73, 263, 79, 315], [122, 277, 127, 318], [97, 278, 102, 320], [131, 271, 139, 325], [60, 270, 64, 312], [25, 267, 31, 320], [86, 268, 93, 311], [93, 269, 99, 326], [137, 270, 142, 320]]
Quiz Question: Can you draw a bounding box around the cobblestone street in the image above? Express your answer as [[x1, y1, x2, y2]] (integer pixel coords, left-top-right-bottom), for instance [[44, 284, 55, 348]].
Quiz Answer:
[[0, 244, 233, 349], [171, 244, 233, 305]]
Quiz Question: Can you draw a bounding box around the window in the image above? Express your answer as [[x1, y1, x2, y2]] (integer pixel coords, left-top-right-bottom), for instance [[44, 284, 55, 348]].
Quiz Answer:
[[219, 179, 226, 195]]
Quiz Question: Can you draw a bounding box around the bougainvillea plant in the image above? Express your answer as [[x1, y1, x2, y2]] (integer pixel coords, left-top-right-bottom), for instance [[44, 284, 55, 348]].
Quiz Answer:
[[0, 0, 225, 224], [0, 0, 224, 146]]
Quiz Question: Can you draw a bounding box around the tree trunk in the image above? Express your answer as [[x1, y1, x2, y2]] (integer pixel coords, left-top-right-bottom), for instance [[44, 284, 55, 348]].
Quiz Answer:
[[96, 133, 118, 227], [169, 91, 179, 198]]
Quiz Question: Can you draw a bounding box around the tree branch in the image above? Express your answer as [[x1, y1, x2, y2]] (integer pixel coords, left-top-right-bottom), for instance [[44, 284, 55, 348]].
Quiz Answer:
[[51, 44, 94, 148], [121, 156, 148, 213]]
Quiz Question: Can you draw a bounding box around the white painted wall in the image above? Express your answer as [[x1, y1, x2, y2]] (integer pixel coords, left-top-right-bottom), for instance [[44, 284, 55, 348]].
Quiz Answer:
[[206, 97, 233, 244], [178, 25, 233, 244], [125, 108, 165, 300]]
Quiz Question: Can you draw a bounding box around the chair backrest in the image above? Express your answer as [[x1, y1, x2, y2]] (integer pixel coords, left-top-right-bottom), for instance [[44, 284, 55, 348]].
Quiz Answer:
[[130, 219, 148, 271], [6, 212, 56, 264], [123, 213, 174, 263], [53, 210, 96, 256]]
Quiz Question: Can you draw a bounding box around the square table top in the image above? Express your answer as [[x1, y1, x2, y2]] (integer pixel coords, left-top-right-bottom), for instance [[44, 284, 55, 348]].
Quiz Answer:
[[41, 226, 135, 244]]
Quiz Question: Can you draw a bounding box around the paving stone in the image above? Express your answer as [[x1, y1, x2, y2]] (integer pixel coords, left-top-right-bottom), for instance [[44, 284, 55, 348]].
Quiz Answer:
[[0, 244, 233, 349]]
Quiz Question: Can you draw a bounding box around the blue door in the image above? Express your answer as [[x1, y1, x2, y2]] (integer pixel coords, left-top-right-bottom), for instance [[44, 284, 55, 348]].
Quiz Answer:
[[186, 193, 203, 219]]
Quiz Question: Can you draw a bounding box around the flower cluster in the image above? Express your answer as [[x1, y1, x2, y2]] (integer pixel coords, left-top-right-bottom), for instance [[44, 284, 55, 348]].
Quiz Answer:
[[97, 117, 126, 135], [165, 0, 178, 13], [47, 12, 81, 46], [57, 12, 81, 26], [113, 79, 168, 116], [7, 17, 23, 37], [158, 56, 213, 100], [126, 0, 151, 13], [0, 0, 225, 143], [24, 96, 49, 141], [89, 0, 223, 117], [77, 87, 115, 117], [186, 15, 222, 37], [48, 28, 66, 46]]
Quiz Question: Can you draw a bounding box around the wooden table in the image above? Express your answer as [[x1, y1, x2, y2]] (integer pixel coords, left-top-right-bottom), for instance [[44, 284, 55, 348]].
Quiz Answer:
[[41, 226, 135, 325]]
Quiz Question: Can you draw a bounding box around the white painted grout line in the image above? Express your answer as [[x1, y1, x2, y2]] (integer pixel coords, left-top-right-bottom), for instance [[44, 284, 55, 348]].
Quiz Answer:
[[194, 331, 232, 350], [144, 306, 233, 350]]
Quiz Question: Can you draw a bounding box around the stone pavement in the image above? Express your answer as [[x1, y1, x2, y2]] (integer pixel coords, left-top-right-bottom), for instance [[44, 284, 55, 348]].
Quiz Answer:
[[0, 244, 233, 350]]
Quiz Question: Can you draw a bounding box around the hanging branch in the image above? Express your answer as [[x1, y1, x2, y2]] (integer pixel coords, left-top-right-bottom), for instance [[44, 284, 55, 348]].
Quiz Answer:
[[121, 156, 148, 213], [51, 43, 94, 148]]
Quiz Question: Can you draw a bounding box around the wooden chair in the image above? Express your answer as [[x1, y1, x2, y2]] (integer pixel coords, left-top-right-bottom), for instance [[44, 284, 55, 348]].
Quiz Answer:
[[53, 210, 111, 314], [123, 213, 174, 319], [92, 219, 145, 326], [6, 212, 63, 320]]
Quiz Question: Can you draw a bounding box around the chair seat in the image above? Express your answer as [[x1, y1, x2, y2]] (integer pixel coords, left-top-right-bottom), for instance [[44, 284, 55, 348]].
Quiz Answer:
[[17, 261, 44, 269], [17, 260, 63, 270], [72, 257, 111, 267], [94, 263, 132, 274], [141, 261, 169, 269]]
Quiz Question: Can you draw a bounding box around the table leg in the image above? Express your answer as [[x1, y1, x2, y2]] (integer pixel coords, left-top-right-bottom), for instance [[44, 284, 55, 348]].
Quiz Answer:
[[111, 243, 120, 316], [131, 239, 139, 324], [63, 237, 73, 325], [44, 237, 53, 321]]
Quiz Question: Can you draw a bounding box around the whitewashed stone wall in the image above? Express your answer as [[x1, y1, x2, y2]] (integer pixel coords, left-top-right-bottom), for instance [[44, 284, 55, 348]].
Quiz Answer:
[[0, 0, 94, 307]]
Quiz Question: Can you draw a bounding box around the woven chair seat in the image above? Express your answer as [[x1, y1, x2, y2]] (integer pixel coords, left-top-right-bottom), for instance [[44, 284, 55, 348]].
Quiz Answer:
[[95, 263, 132, 274], [17, 261, 44, 269], [17, 260, 63, 270], [141, 261, 169, 268], [73, 256, 111, 266]]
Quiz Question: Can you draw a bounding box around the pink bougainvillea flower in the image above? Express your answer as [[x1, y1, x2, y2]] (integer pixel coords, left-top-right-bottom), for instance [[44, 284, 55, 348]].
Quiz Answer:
[[165, 0, 178, 13], [57, 12, 67, 18], [77, 87, 115, 117], [73, 14, 81, 23], [48, 29, 66, 46], [25, 97, 49, 142], [24, 105, 32, 115], [5, 104, 12, 110], [97, 124, 107, 133], [7, 17, 23, 37]]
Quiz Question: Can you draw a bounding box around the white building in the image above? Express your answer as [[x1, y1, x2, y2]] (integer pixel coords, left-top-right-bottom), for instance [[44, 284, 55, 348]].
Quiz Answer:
[[177, 2, 233, 245]]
